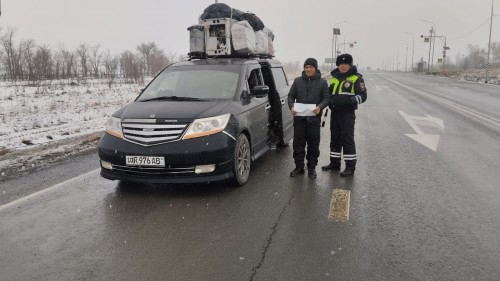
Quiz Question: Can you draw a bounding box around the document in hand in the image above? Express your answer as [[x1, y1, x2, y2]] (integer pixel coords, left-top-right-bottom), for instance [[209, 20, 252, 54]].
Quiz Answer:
[[294, 103, 316, 116]]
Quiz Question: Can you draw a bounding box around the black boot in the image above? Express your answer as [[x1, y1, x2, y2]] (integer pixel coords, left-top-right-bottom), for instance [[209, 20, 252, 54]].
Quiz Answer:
[[321, 163, 340, 171], [340, 168, 355, 177], [308, 168, 317, 178], [290, 167, 305, 177]]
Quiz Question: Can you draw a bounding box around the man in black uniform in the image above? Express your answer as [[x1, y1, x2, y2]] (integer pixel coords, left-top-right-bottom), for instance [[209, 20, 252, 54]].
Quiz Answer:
[[322, 54, 367, 176], [288, 58, 330, 178]]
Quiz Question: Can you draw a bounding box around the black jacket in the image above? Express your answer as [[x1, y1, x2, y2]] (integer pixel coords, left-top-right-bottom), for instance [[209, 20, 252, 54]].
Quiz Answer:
[[287, 70, 330, 114], [329, 65, 367, 111]]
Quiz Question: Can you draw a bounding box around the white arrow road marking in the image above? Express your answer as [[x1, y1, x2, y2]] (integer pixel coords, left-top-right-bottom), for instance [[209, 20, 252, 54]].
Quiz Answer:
[[405, 134, 441, 152], [399, 111, 444, 151], [383, 76, 500, 128]]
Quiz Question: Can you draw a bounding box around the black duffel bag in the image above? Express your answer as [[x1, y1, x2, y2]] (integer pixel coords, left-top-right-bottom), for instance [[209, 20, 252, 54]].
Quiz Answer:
[[200, 3, 243, 20]]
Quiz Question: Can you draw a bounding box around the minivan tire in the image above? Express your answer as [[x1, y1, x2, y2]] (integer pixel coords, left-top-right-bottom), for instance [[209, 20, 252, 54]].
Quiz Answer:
[[231, 134, 251, 186]]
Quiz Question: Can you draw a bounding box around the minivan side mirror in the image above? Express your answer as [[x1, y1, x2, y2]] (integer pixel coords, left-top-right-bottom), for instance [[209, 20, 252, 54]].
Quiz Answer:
[[251, 85, 269, 98]]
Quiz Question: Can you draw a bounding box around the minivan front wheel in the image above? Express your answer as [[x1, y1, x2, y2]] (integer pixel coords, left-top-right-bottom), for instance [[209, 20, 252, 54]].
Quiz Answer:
[[232, 134, 251, 186]]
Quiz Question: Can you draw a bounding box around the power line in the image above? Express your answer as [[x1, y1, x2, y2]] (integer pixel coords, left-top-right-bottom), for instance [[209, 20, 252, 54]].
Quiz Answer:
[[449, 18, 491, 41]]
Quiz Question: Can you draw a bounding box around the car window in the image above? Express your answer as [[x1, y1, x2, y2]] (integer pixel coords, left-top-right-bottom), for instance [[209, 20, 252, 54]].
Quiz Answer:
[[248, 68, 263, 91], [138, 68, 240, 100], [156, 71, 179, 93], [271, 67, 289, 90]]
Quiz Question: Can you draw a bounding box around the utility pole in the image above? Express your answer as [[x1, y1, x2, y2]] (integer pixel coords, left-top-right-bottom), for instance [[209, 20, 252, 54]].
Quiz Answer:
[[441, 37, 448, 75], [426, 27, 433, 73], [401, 40, 408, 72], [405, 32, 415, 72], [331, 32, 334, 69], [486, 0, 494, 83], [423, 20, 436, 73], [431, 27, 436, 72], [332, 21, 346, 69], [397, 45, 400, 71]]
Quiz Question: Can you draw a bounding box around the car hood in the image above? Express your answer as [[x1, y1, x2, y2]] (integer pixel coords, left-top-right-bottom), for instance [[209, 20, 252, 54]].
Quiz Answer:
[[114, 100, 232, 120]]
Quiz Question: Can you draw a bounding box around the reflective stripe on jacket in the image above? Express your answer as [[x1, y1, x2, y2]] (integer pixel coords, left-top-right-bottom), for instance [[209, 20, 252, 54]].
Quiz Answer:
[[330, 74, 359, 95]]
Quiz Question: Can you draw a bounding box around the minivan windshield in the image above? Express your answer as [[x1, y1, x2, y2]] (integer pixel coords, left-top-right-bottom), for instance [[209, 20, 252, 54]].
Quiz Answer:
[[137, 66, 241, 101]]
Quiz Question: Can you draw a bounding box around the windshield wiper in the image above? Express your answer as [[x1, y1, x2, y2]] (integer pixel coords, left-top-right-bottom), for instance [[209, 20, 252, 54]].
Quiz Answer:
[[140, 96, 203, 102]]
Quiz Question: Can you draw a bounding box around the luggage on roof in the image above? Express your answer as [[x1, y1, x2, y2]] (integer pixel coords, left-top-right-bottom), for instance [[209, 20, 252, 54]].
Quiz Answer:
[[200, 3, 243, 21], [204, 18, 234, 56], [231, 20, 256, 54], [188, 3, 275, 59], [241, 12, 265, 31], [188, 25, 205, 57]]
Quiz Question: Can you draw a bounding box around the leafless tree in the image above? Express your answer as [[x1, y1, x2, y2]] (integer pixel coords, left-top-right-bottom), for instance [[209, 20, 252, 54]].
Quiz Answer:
[[75, 43, 89, 77], [491, 42, 500, 68], [136, 42, 157, 77], [88, 44, 102, 78], [166, 51, 179, 65], [120, 50, 143, 84], [58, 44, 76, 79], [20, 39, 36, 80], [150, 48, 169, 76], [33, 45, 52, 80], [1, 26, 18, 80], [103, 49, 119, 88], [467, 44, 487, 69]]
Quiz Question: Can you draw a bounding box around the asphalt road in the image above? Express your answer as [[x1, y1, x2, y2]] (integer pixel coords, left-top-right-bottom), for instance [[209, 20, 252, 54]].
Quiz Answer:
[[1, 71, 500, 281]]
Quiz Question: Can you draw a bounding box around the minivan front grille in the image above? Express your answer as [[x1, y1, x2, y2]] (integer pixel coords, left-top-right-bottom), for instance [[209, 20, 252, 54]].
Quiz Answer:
[[122, 121, 189, 145], [112, 164, 195, 176]]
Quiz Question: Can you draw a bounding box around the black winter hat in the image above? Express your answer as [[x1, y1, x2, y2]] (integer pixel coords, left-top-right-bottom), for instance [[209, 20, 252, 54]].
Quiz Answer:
[[304, 58, 318, 69], [336, 54, 353, 66]]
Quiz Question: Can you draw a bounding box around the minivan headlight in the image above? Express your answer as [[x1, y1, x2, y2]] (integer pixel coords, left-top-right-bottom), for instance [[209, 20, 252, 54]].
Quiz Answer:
[[105, 116, 123, 138], [183, 114, 230, 140]]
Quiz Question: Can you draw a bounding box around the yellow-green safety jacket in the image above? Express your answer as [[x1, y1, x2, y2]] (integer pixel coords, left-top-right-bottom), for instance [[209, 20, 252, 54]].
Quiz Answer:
[[330, 74, 359, 95]]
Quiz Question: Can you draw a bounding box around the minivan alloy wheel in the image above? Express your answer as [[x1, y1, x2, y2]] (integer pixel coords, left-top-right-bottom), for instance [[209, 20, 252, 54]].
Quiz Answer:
[[233, 134, 251, 185]]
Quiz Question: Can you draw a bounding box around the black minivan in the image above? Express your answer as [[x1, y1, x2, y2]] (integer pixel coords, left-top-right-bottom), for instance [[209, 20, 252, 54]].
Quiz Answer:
[[98, 58, 293, 185]]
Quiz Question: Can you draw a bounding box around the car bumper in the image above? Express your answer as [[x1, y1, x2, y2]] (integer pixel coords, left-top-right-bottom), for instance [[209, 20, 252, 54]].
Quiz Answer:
[[98, 131, 237, 184]]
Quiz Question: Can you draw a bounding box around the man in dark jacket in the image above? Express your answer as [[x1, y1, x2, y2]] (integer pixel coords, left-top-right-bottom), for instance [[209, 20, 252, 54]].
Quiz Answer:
[[288, 58, 330, 178], [321, 53, 367, 176]]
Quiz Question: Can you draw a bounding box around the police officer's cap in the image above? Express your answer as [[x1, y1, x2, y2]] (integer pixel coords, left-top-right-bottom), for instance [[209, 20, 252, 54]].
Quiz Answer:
[[336, 54, 353, 66]]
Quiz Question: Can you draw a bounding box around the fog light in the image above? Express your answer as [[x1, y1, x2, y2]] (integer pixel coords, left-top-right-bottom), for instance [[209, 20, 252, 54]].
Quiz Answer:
[[195, 164, 216, 174], [101, 160, 113, 170]]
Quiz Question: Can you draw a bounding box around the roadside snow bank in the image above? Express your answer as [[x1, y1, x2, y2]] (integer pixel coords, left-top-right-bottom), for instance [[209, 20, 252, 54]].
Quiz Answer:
[[0, 81, 141, 150], [0, 80, 145, 180]]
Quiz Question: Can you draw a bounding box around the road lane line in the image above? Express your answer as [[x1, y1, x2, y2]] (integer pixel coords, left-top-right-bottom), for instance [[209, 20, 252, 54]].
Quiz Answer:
[[382, 75, 500, 127], [328, 189, 351, 222], [0, 168, 100, 212]]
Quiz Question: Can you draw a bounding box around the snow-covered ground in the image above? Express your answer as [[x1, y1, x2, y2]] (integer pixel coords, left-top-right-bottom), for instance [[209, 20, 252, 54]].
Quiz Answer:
[[0, 79, 143, 180], [455, 69, 500, 85], [0, 80, 143, 149]]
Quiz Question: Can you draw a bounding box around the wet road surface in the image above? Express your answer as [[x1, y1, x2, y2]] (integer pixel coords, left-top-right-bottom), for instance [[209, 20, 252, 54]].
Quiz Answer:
[[1, 71, 500, 280]]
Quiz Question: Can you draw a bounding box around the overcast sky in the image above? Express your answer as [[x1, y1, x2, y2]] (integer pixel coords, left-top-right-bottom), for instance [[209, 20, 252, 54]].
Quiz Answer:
[[1, 0, 498, 70]]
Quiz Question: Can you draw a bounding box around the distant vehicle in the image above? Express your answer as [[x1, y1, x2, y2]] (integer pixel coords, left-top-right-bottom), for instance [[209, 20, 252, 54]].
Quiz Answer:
[[98, 58, 293, 186]]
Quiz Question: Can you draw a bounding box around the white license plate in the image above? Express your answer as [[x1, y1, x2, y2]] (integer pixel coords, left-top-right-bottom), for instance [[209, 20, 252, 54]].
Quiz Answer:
[[126, 156, 165, 167]]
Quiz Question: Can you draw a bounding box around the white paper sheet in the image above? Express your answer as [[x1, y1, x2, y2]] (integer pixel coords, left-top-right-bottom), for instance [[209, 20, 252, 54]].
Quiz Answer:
[[294, 103, 316, 116]]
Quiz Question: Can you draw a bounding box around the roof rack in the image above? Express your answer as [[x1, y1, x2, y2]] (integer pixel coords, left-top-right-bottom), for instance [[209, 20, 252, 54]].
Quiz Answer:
[[188, 53, 274, 61]]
